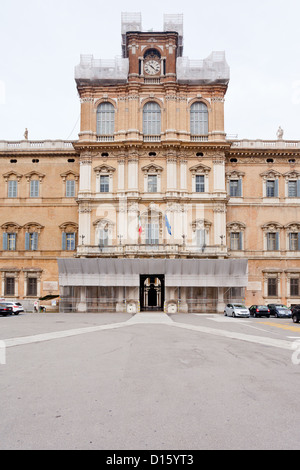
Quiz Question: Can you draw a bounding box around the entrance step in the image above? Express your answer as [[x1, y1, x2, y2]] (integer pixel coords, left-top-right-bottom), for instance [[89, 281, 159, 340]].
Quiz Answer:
[[126, 311, 173, 324]]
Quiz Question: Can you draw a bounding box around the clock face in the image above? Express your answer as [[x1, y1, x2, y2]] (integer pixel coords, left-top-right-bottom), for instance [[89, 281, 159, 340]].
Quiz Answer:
[[144, 60, 160, 75]]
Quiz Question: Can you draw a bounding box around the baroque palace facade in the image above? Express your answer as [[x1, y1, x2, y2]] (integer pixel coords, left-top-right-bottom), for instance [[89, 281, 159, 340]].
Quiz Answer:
[[0, 13, 299, 313]]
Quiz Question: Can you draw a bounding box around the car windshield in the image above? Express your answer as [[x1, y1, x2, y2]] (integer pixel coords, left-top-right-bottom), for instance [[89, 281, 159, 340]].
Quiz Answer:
[[233, 304, 246, 308], [277, 305, 288, 309]]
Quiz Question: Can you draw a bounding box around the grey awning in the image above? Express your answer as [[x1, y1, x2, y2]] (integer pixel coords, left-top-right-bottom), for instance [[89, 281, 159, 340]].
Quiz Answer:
[[57, 258, 248, 287]]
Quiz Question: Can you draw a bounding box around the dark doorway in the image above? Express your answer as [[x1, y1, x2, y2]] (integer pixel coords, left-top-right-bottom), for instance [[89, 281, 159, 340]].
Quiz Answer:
[[140, 274, 165, 311]]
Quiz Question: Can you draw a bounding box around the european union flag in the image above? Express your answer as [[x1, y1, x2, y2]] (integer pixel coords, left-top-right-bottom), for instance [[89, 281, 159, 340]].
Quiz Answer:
[[165, 214, 172, 235]]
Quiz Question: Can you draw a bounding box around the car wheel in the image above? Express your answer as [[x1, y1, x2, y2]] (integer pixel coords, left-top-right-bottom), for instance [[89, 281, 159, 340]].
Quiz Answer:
[[266, 315, 270, 318], [14, 312, 19, 315], [275, 313, 278, 318], [292, 315, 299, 323], [232, 312, 235, 318]]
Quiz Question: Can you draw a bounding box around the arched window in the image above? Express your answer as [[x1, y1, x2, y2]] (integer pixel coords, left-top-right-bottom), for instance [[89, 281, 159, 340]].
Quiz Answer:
[[143, 102, 161, 135], [190, 102, 208, 136], [96, 102, 115, 135]]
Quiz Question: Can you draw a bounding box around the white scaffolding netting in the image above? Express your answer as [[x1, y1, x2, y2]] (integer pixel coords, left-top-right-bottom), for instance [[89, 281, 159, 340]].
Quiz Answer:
[[75, 54, 129, 82], [177, 51, 230, 84], [57, 258, 248, 288]]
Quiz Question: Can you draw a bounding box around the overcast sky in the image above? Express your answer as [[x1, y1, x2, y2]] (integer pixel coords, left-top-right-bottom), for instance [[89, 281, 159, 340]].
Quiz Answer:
[[0, 0, 299, 141]]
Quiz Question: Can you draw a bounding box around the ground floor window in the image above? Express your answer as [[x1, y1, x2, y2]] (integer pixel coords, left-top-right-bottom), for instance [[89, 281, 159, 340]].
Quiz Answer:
[[290, 278, 299, 297], [267, 277, 277, 297], [5, 277, 15, 296], [27, 277, 37, 297]]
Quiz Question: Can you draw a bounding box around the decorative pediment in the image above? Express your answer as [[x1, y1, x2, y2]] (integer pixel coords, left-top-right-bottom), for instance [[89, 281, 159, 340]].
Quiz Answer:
[[60, 170, 79, 181], [284, 222, 300, 232], [261, 221, 283, 231], [283, 170, 300, 179], [93, 164, 116, 174], [191, 218, 212, 231], [1, 222, 22, 232], [93, 218, 114, 228], [23, 222, 44, 232], [24, 171, 45, 181], [259, 169, 281, 178], [225, 170, 245, 179], [59, 222, 78, 232], [2, 171, 23, 182], [189, 163, 211, 174], [141, 163, 163, 173], [227, 221, 246, 231]]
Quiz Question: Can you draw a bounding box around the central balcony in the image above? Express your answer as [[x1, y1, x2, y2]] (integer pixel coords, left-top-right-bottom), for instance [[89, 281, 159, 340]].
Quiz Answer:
[[76, 243, 228, 258]]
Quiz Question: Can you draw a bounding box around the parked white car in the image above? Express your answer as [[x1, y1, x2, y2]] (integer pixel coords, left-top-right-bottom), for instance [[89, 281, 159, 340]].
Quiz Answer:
[[224, 303, 250, 318], [2, 302, 24, 315]]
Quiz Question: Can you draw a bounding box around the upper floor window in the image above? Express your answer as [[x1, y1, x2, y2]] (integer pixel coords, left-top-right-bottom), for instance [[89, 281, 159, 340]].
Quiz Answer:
[[100, 175, 109, 193], [8, 180, 18, 198], [195, 175, 205, 193], [30, 180, 40, 197], [190, 102, 208, 136], [66, 180, 75, 197], [229, 179, 242, 197], [96, 102, 115, 135], [147, 175, 157, 193], [146, 222, 159, 245], [288, 180, 300, 197], [143, 102, 161, 135], [266, 179, 278, 197], [266, 232, 279, 250], [3, 233, 16, 251], [25, 232, 38, 251]]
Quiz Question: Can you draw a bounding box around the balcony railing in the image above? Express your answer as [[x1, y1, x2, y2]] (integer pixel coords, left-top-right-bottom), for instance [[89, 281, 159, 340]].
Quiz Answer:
[[76, 243, 228, 257], [0, 140, 75, 151]]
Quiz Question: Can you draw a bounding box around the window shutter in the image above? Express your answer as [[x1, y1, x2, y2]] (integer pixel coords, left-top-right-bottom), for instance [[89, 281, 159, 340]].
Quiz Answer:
[[297, 180, 300, 197], [33, 232, 38, 250], [62, 232, 66, 250], [274, 179, 279, 197], [237, 179, 242, 197], [298, 232, 300, 251], [3, 233, 8, 250], [275, 232, 279, 250], [25, 232, 30, 250], [238, 232, 243, 250], [8, 180, 17, 198]]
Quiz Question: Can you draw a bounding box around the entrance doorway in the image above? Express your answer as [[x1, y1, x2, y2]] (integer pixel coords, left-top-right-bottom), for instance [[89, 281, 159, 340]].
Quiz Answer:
[[140, 274, 165, 311]]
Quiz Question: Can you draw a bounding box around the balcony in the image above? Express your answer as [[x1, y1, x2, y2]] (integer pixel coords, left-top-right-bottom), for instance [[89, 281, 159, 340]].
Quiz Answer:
[[76, 243, 228, 258]]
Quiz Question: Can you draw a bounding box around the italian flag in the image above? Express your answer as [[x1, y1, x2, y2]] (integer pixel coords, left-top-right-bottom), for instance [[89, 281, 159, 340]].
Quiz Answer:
[[138, 215, 142, 234]]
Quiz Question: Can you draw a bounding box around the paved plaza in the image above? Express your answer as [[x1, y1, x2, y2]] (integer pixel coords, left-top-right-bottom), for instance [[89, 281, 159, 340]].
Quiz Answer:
[[1, 312, 300, 450]]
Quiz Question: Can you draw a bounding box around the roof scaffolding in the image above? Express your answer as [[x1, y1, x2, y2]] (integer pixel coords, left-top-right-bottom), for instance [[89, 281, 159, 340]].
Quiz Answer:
[[177, 51, 230, 85], [75, 54, 129, 84]]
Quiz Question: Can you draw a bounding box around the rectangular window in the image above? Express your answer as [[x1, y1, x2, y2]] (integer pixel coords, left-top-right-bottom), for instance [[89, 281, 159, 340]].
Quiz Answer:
[[27, 278, 37, 297], [196, 229, 206, 246], [100, 175, 109, 193], [8, 180, 17, 198], [25, 232, 38, 251], [267, 232, 279, 250], [230, 232, 242, 250], [66, 180, 75, 197], [147, 175, 157, 193], [290, 278, 299, 297], [289, 232, 299, 251], [268, 278, 277, 297], [195, 175, 205, 193], [5, 277, 15, 296], [229, 179, 242, 197], [7, 233, 16, 251], [288, 181, 297, 197], [30, 180, 39, 197], [62, 232, 76, 250], [266, 179, 278, 197], [146, 223, 159, 244], [99, 229, 108, 247]]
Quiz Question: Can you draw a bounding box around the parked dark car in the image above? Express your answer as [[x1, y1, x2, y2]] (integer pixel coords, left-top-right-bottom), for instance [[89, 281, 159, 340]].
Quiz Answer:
[[267, 304, 292, 318], [0, 302, 13, 316], [291, 305, 300, 323], [249, 305, 270, 318]]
